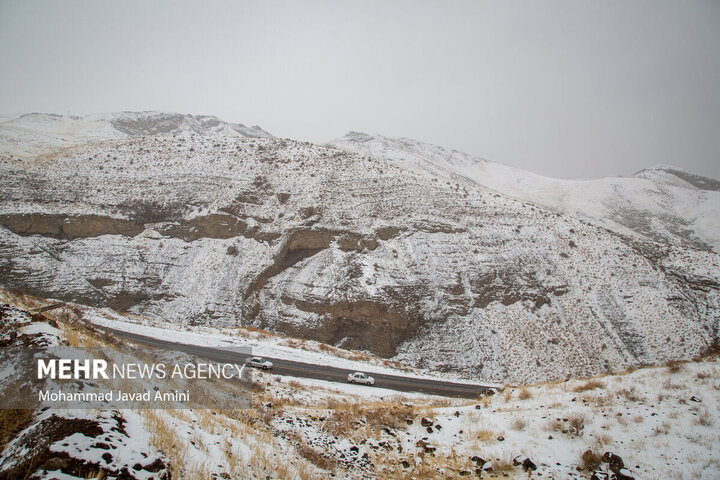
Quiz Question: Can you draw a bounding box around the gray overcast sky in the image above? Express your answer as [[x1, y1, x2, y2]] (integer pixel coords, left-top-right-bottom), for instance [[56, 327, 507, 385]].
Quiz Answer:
[[1, 1, 719, 179]]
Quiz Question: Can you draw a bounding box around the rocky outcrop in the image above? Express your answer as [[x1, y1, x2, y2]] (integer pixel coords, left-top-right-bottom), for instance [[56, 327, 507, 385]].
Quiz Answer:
[[0, 213, 144, 239]]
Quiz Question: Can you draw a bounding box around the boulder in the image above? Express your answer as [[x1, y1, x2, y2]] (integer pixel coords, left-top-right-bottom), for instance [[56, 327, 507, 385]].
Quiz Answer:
[[142, 458, 167, 472], [614, 468, 635, 480], [602, 452, 625, 473], [421, 417, 434, 427], [522, 458, 537, 471]]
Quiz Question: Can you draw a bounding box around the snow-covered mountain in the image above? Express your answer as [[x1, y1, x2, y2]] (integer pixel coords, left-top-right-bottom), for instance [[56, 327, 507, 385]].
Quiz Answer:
[[0, 111, 272, 162], [0, 113, 718, 384], [329, 132, 720, 253]]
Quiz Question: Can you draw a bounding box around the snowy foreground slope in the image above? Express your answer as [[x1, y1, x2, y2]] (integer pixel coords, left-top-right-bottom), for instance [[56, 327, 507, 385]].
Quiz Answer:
[[330, 132, 720, 253], [0, 112, 719, 384], [1, 297, 719, 479]]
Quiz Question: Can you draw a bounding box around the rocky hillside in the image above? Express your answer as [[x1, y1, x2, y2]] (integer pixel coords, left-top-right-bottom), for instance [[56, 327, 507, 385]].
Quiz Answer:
[[1, 113, 718, 383], [329, 132, 720, 253]]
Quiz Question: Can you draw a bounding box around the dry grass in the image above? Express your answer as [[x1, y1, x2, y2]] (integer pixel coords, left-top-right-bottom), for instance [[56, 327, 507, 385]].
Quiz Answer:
[[573, 379, 605, 392], [580, 393, 612, 407], [591, 432, 613, 450], [662, 378, 684, 390], [232, 325, 273, 339], [578, 449, 602, 471], [296, 442, 338, 473], [374, 451, 468, 480], [0, 409, 35, 450], [510, 417, 527, 431], [491, 457, 515, 474], [0, 289, 47, 311], [323, 401, 415, 438], [517, 388, 532, 400], [666, 360, 684, 374], [695, 408, 715, 427], [503, 389, 513, 402], [142, 410, 187, 478], [546, 418, 565, 433], [617, 387, 644, 402], [653, 421, 671, 435], [465, 428, 501, 444], [83, 471, 107, 479], [567, 414, 586, 437]]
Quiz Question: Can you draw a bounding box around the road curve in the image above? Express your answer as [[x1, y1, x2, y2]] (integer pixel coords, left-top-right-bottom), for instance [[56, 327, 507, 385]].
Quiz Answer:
[[96, 325, 497, 398]]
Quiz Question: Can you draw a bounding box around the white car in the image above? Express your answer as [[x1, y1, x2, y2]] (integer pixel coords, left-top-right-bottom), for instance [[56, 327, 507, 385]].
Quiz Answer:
[[347, 372, 375, 385], [245, 356, 273, 370]]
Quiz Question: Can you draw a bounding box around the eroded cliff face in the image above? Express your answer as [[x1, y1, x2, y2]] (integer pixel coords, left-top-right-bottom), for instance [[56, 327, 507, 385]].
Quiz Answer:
[[1, 130, 718, 383]]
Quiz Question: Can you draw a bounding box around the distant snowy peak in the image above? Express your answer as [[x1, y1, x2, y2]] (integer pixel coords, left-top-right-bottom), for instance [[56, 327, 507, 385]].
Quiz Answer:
[[106, 111, 273, 138], [6, 111, 273, 139], [330, 132, 720, 253], [633, 166, 720, 192], [0, 111, 272, 162], [333, 131, 488, 170]]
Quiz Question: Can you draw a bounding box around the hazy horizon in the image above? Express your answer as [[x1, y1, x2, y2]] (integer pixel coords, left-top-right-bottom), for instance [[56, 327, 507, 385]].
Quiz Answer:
[[1, 1, 719, 179]]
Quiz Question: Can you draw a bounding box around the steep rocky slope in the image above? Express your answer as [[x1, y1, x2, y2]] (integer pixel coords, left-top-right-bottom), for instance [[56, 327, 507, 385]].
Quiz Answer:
[[0, 114, 718, 383], [329, 132, 720, 253]]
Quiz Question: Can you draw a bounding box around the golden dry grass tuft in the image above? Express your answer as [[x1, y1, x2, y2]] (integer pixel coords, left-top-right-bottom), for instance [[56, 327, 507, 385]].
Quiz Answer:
[[296, 443, 338, 473], [617, 387, 644, 402], [491, 457, 516, 474], [573, 379, 605, 392], [666, 360, 684, 374], [578, 449, 602, 471]]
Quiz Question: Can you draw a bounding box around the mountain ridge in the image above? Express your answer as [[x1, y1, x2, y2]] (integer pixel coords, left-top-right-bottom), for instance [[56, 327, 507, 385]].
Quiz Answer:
[[0, 112, 717, 384], [329, 132, 720, 253]]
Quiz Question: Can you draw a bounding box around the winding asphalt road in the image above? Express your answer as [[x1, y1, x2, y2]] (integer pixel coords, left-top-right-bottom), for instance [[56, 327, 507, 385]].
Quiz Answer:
[[95, 325, 496, 398]]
